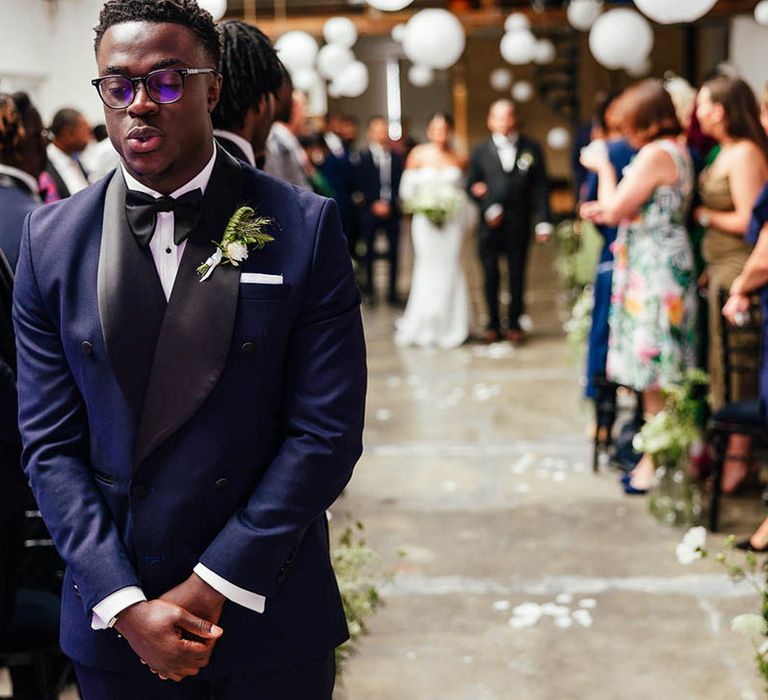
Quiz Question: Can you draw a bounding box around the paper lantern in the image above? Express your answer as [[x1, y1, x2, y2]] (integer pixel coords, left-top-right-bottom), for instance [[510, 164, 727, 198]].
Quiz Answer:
[[634, 0, 717, 24], [328, 82, 342, 99], [403, 10, 466, 70], [755, 0, 768, 25], [292, 68, 320, 93], [547, 127, 571, 151], [589, 9, 653, 70], [567, 0, 602, 32], [408, 64, 434, 87], [534, 39, 556, 65], [490, 68, 513, 91], [199, 0, 227, 21], [365, 0, 414, 11], [500, 30, 537, 66], [275, 31, 319, 73], [391, 23, 407, 42], [511, 80, 534, 103], [625, 56, 652, 77], [317, 44, 355, 80], [323, 17, 358, 48], [504, 12, 531, 32], [335, 61, 369, 98]]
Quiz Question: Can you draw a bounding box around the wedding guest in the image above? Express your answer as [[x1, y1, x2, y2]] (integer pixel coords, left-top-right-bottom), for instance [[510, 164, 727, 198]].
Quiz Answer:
[[264, 74, 311, 188], [396, 112, 471, 349], [352, 115, 404, 306], [44, 108, 92, 201], [0, 92, 46, 271], [467, 99, 552, 344], [693, 75, 768, 491], [81, 122, 120, 182], [581, 80, 697, 493], [213, 20, 283, 169]]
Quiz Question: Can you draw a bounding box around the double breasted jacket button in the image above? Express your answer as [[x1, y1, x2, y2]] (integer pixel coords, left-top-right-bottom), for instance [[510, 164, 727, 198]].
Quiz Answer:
[[215, 478, 229, 491], [81, 341, 93, 355], [130, 483, 148, 499], [240, 341, 256, 355]]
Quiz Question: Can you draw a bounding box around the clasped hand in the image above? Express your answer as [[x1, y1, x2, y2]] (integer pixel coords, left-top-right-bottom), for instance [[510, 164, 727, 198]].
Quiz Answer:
[[115, 574, 225, 682]]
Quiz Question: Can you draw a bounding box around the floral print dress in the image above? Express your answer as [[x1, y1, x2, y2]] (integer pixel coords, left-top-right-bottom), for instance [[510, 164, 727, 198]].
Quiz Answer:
[[606, 139, 697, 391]]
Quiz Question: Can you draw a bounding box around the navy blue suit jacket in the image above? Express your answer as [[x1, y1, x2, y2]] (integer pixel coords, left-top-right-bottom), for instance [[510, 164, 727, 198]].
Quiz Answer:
[[0, 180, 40, 272], [352, 147, 403, 229], [12, 147, 367, 673]]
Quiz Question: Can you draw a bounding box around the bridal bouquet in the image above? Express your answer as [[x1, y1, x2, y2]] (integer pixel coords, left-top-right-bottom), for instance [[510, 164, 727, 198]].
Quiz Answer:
[[403, 184, 463, 228]]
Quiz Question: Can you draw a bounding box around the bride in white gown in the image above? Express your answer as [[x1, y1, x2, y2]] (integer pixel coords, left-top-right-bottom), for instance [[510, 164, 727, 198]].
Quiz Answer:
[[395, 113, 472, 349]]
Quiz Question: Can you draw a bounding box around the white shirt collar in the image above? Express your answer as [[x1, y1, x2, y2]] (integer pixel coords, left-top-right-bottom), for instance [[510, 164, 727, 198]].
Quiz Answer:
[[213, 129, 256, 167], [0, 163, 40, 195], [492, 132, 518, 148], [121, 143, 217, 197]]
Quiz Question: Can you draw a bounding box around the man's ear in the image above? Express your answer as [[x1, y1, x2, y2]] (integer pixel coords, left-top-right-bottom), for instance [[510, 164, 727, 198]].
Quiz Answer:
[[207, 75, 223, 113]]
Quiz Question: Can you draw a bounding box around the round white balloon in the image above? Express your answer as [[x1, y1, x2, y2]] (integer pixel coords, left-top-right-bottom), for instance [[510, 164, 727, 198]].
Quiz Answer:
[[490, 68, 513, 91], [292, 68, 320, 93], [199, 0, 227, 21], [504, 12, 531, 32], [547, 127, 571, 151], [567, 0, 602, 32], [336, 60, 369, 98], [408, 64, 434, 87], [317, 44, 355, 80], [511, 80, 534, 103], [500, 30, 537, 66], [366, 0, 414, 11], [391, 23, 407, 42], [755, 0, 768, 25], [625, 56, 652, 77], [534, 39, 556, 65], [589, 9, 653, 70], [275, 31, 319, 73], [323, 17, 358, 48], [634, 0, 717, 24], [403, 10, 466, 70]]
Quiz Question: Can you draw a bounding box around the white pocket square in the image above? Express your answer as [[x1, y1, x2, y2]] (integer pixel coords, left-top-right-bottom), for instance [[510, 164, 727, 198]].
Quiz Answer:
[[240, 273, 283, 285]]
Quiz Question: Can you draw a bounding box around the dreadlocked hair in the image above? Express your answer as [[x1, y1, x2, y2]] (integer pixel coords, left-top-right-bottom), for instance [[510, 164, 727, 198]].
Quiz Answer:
[[94, 0, 222, 65], [212, 20, 284, 130], [0, 93, 29, 167]]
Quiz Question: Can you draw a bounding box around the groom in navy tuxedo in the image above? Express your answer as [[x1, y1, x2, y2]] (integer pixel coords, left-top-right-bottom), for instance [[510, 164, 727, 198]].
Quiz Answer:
[[12, 1, 366, 697]]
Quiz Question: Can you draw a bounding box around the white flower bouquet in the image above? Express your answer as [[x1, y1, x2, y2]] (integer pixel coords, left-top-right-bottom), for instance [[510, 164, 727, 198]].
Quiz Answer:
[[402, 184, 464, 228]]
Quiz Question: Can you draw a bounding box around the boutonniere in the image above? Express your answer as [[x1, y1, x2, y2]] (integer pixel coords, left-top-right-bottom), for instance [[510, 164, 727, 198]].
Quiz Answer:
[[517, 152, 535, 172], [197, 206, 275, 282]]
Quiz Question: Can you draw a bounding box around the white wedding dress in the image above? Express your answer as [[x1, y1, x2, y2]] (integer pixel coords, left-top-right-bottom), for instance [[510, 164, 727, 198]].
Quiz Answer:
[[395, 166, 472, 349]]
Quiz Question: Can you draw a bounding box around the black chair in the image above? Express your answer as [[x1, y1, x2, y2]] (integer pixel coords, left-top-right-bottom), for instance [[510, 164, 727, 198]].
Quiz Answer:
[[707, 291, 765, 532]]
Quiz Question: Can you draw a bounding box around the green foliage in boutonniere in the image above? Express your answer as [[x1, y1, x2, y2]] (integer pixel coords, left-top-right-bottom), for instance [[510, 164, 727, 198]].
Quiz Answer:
[[197, 206, 275, 281]]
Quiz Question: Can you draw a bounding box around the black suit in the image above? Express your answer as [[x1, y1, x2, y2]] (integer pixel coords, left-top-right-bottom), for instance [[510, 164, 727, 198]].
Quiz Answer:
[[215, 133, 254, 167], [44, 159, 89, 201], [468, 135, 551, 331]]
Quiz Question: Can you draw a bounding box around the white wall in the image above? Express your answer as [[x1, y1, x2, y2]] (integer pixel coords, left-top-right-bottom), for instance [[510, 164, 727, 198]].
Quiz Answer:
[[729, 15, 768, 97]]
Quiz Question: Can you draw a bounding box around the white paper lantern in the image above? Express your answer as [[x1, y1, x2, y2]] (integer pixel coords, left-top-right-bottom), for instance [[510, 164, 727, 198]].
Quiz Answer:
[[391, 23, 407, 42], [511, 80, 534, 103], [634, 0, 717, 24], [335, 60, 369, 98], [755, 0, 768, 25], [504, 12, 531, 32], [328, 82, 342, 99], [490, 68, 513, 91], [403, 10, 466, 70], [323, 17, 358, 48], [365, 0, 414, 11], [317, 44, 355, 80], [534, 39, 556, 65], [547, 127, 571, 151], [275, 31, 319, 73], [625, 56, 652, 77], [408, 64, 434, 87], [199, 0, 227, 21], [589, 9, 653, 71], [567, 0, 602, 32], [500, 30, 537, 66], [292, 68, 321, 93]]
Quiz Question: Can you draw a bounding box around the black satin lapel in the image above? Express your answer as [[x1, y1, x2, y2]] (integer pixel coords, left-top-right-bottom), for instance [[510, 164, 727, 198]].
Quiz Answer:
[[97, 172, 167, 415], [133, 147, 245, 467]]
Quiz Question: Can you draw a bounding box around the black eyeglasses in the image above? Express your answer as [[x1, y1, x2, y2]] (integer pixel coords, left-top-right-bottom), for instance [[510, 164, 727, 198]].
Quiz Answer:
[[91, 67, 218, 109]]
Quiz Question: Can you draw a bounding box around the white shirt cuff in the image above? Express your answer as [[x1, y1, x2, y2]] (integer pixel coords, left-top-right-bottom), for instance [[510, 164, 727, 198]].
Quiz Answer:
[[194, 563, 266, 614], [535, 222, 554, 236], [91, 586, 147, 630], [485, 203, 503, 223]]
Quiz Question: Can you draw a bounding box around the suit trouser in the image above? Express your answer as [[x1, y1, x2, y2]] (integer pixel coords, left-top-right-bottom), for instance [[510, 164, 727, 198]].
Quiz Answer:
[[478, 230, 529, 331], [364, 217, 399, 300], [73, 652, 335, 700]]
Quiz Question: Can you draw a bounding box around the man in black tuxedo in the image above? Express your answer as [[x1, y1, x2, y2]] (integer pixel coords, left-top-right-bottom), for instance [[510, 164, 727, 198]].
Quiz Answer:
[[45, 108, 92, 200], [352, 115, 404, 306], [212, 21, 283, 169], [468, 99, 552, 343]]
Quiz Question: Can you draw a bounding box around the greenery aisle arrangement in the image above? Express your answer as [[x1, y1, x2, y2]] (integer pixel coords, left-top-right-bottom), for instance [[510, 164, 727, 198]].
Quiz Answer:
[[633, 369, 709, 526], [677, 527, 768, 695]]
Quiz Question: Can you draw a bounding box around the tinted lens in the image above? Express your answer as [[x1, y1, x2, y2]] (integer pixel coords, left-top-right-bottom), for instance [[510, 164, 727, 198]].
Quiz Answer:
[[100, 76, 133, 108], [146, 69, 184, 104]]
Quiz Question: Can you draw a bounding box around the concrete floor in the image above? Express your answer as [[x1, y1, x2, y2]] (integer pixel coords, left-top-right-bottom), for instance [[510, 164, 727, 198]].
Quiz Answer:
[[335, 238, 768, 700]]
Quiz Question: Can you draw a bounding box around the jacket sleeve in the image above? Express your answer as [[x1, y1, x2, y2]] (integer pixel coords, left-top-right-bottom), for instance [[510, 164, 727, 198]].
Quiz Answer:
[[466, 147, 491, 216], [198, 198, 367, 598], [529, 141, 552, 226], [13, 214, 141, 615]]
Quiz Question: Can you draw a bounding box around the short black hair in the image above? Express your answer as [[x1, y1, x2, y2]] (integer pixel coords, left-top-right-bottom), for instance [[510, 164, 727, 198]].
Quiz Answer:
[[428, 111, 454, 129], [212, 21, 284, 130], [0, 92, 31, 166], [94, 0, 222, 66], [51, 108, 84, 138]]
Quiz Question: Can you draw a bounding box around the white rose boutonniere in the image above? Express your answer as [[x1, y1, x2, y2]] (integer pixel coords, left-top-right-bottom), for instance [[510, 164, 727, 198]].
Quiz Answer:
[[517, 152, 535, 172], [198, 206, 275, 282]]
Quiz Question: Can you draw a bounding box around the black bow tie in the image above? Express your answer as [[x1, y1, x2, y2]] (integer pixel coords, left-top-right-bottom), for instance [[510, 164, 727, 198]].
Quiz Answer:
[[125, 188, 204, 248]]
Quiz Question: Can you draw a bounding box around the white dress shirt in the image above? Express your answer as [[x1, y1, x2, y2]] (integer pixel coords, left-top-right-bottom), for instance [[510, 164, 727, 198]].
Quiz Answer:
[[213, 129, 256, 167], [47, 143, 90, 195], [369, 143, 392, 201], [492, 132, 518, 173], [0, 164, 41, 201], [91, 145, 266, 630]]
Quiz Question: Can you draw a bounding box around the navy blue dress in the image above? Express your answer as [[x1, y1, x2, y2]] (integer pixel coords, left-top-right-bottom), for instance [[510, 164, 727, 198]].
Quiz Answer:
[[582, 138, 636, 399], [746, 183, 768, 423]]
